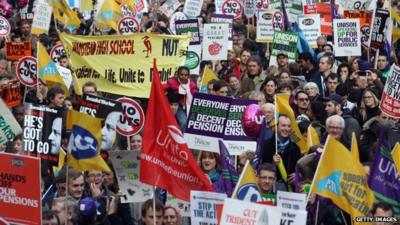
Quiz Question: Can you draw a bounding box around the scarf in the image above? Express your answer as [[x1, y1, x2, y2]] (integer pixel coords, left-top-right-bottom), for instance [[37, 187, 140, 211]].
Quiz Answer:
[[208, 169, 219, 183], [178, 81, 193, 116], [277, 137, 290, 154]]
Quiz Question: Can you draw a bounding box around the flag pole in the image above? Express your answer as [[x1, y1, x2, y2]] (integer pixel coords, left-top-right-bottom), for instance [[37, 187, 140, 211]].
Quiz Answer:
[[231, 159, 249, 197], [153, 186, 156, 225]]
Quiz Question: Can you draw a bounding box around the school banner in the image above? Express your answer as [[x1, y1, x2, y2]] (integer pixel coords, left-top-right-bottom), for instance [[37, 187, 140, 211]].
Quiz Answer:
[[223, 99, 257, 155], [297, 14, 321, 48], [0, 153, 41, 225], [0, 99, 22, 145], [79, 94, 122, 151], [333, 19, 361, 57], [5, 42, 32, 61], [380, 65, 400, 118], [190, 191, 227, 225], [369, 8, 390, 50], [22, 104, 62, 165], [59, 33, 190, 98], [109, 151, 152, 203], [270, 31, 299, 66], [220, 198, 307, 225], [175, 19, 201, 45]]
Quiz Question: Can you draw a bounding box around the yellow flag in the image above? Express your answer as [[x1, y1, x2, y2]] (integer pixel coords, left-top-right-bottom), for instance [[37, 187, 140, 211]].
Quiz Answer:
[[37, 42, 70, 95], [391, 143, 400, 173], [351, 132, 360, 163], [306, 125, 320, 150], [96, 0, 124, 31], [200, 67, 218, 93], [81, 0, 94, 12], [53, 148, 66, 175], [50, 0, 81, 31], [66, 110, 111, 172], [392, 9, 400, 43], [275, 94, 308, 154], [232, 160, 262, 202], [311, 136, 375, 221]]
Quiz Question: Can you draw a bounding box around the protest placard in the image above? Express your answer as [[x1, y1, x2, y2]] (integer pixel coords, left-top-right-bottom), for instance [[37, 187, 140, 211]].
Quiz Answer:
[[22, 104, 62, 165], [333, 19, 361, 57], [159, 0, 181, 17], [109, 151, 153, 203], [169, 12, 188, 34], [244, 0, 255, 17], [0, 153, 41, 225], [276, 191, 307, 211], [116, 97, 145, 136], [5, 42, 32, 61], [270, 31, 298, 66], [202, 23, 229, 60], [79, 94, 122, 151], [304, 2, 336, 36], [118, 16, 141, 35], [220, 198, 307, 225], [343, 10, 372, 48], [0, 15, 10, 37], [0, 99, 22, 145], [380, 65, 400, 118], [369, 8, 390, 50], [183, 0, 204, 18], [297, 14, 321, 48], [1, 81, 22, 108], [210, 14, 234, 50], [184, 44, 202, 75], [338, 0, 372, 10], [19, 0, 34, 22], [16, 56, 37, 87], [175, 19, 201, 45], [166, 194, 191, 217], [60, 33, 190, 98], [190, 191, 227, 225], [185, 93, 231, 151], [221, 0, 243, 20], [55, 65, 73, 89], [223, 99, 257, 155], [31, 1, 52, 35], [50, 44, 66, 63], [256, 10, 275, 43]]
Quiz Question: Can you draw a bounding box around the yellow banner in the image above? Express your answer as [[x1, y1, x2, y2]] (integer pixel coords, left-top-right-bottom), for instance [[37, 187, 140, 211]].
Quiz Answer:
[[59, 33, 190, 98], [311, 136, 375, 221]]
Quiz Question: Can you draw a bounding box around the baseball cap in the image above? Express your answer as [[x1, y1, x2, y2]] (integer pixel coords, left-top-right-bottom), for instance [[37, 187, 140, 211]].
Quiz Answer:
[[277, 52, 288, 57], [79, 198, 101, 217], [324, 94, 343, 105]]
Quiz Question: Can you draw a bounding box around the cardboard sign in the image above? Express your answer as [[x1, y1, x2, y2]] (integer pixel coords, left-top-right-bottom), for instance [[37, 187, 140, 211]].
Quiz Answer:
[[175, 19, 201, 45], [380, 65, 400, 118], [221, 0, 243, 20], [202, 23, 229, 60], [6, 42, 32, 61], [333, 19, 361, 57], [0, 15, 10, 37], [369, 8, 390, 50], [0, 99, 22, 144], [276, 191, 307, 211], [220, 198, 307, 225], [109, 151, 153, 203], [16, 56, 37, 87], [297, 14, 321, 48], [116, 97, 145, 136], [31, 1, 52, 35], [118, 16, 141, 35], [0, 153, 41, 225], [183, 0, 204, 18], [1, 81, 22, 108], [190, 191, 227, 225]]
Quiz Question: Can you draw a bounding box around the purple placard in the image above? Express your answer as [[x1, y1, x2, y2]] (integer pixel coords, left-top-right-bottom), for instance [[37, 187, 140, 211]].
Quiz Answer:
[[175, 19, 201, 45], [186, 93, 231, 138], [224, 99, 257, 141]]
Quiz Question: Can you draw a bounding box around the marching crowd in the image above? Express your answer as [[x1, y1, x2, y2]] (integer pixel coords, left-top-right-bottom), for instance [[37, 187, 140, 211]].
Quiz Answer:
[[0, 0, 400, 225]]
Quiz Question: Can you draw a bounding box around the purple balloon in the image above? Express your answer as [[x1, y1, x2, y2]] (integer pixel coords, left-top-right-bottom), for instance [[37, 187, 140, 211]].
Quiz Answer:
[[17, 0, 29, 8], [241, 104, 263, 139], [0, 1, 13, 18]]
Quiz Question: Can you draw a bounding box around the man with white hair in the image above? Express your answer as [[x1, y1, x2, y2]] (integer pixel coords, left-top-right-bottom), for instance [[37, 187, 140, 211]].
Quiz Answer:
[[325, 115, 350, 148]]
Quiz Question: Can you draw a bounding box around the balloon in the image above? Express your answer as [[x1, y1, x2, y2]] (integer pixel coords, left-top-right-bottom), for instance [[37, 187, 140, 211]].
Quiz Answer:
[[0, 1, 13, 18], [241, 104, 263, 139], [17, 0, 29, 8]]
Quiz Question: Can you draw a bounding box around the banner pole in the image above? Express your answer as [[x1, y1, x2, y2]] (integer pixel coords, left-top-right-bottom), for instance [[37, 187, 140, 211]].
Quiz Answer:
[[153, 186, 156, 225], [374, 49, 379, 69], [127, 136, 131, 150]]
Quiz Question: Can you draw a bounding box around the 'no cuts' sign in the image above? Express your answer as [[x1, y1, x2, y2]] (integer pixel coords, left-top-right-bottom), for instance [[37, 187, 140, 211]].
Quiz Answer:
[[0, 15, 10, 36], [116, 97, 145, 136], [50, 44, 66, 63], [221, 0, 243, 20], [118, 16, 140, 35], [16, 56, 37, 87]]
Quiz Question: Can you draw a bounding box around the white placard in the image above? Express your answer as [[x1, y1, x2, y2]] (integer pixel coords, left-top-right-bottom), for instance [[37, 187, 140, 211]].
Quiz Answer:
[[55, 65, 72, 89], [298, 14, 321, 48], [190, 191, 227, 225], [31, 1, 52, 35], [0, 99, 22, 145], [333, 18, 362, 57], [202, 23, 229, 60], [277, 191, 307, 211], [256, 10, 274, 43], [183, 0, 204, 18], [159, 0, 181, 17], [169, 12, 188, 34], [220, 198, 307, 225]]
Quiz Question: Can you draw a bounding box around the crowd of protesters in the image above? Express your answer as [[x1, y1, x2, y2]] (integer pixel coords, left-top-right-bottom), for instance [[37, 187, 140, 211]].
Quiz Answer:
[[1, 0, 400, 225]]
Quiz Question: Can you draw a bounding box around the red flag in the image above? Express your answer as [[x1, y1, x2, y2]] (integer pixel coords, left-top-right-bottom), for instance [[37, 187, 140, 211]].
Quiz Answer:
[[139, 59, 214, 201]]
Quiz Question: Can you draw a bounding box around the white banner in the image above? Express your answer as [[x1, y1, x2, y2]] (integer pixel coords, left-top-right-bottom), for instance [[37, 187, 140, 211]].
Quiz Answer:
[[277, 191, 307, 211], [191, 191, 227, 225], [0, 99, 22, 145], [298, 14, 321, 48], [202, 23, 229, 60], [220, 198, 307, 225], [333, 18, 362, 57]]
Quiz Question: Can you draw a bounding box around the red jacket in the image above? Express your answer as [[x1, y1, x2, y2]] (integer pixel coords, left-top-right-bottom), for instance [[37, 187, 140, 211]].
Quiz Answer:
[[163, 77, 197, 108]]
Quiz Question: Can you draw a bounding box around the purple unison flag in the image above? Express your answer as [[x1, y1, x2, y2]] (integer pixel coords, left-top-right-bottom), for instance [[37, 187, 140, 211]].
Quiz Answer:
[[368, 131, 400, 214], [218, 140, 239, 197]]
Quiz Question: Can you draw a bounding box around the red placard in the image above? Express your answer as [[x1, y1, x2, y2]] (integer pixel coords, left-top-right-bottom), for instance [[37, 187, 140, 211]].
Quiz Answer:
[[0, 153, 41, 225], [304, 2, 339, 36], [5, 42, 32, 61]]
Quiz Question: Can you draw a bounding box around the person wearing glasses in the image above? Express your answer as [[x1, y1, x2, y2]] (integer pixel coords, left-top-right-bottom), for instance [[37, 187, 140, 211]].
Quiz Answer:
[[292, 91, 310, 118], [257, 163, 281, 204]]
